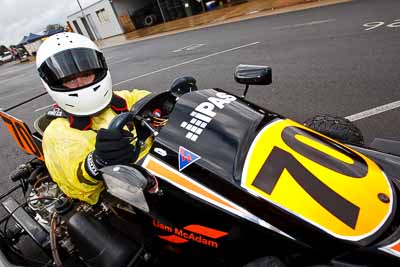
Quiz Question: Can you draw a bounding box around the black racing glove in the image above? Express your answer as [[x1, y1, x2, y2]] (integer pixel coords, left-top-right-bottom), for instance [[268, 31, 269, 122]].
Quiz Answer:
[[85, 128, 139, 179]]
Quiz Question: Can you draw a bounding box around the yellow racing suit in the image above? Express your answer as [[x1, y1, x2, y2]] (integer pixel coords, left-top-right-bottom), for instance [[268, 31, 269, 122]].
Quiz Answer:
[[42, 89, 151, 205]]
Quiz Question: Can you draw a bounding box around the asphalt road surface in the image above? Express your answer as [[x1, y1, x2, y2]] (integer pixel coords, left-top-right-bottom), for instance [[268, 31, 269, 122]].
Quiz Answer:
[[0, 0, 399, 222]]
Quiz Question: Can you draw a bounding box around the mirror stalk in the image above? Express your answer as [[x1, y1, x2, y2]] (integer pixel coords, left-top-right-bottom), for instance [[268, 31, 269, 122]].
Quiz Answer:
[[241, 84, 250, 99]]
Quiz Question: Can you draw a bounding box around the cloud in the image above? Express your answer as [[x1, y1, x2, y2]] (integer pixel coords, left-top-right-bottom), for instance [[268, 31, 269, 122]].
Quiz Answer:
[[0, 0, 98, 46]]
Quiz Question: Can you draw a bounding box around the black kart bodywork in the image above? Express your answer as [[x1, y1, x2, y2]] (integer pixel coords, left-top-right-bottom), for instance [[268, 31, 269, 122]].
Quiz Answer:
[[139, 88, 400, 266]]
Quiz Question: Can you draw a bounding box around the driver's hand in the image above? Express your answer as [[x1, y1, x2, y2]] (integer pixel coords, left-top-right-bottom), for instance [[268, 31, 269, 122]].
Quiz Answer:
[[85, 128, 139, 179]]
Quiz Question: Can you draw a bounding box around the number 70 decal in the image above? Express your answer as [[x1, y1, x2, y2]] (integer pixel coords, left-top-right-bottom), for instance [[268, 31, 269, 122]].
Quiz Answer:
[[241, 119, 392, 240]]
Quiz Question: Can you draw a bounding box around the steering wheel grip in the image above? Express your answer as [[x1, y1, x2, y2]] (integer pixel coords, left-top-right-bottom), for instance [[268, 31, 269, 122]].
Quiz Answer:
[[108, 112, 135, 133], [169, 76, 198, 96]]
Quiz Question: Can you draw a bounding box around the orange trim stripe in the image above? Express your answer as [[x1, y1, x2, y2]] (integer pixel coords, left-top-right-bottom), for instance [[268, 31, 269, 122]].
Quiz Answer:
[[184, 224, 228, 239], [391, 241, 400, 252], [158, 235, 188, 244], [145, 158, 238, 211]]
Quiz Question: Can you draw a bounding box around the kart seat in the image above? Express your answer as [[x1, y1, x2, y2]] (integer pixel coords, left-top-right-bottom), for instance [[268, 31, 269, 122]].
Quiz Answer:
[[33, 113, 53, 138]]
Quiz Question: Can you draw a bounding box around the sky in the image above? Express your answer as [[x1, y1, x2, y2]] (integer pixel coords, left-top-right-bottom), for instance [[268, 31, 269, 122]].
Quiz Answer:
[[0, 0, 99, 46]]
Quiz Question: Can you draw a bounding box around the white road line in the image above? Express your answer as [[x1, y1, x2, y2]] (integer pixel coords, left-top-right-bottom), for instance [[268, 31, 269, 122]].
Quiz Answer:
[[186, 44, 205, 51], [113, 42, 260, 86], [0, 87, 41, 100], [173, 43, 205, 52], [35, 104, 53, 112], [0, 64, 34, 77], [0, 72, 35, 85], [345, 100, 400, 122], [108, 57, 131, 65], [173, 44, 198, 52], [0, 75, 21, 85], [272, 19, 336, 30]]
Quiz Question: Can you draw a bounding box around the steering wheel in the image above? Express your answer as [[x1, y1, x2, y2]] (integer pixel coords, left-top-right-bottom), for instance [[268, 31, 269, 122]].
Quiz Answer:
[[108, 91, 176, 141], [108, 76, 197, 141]]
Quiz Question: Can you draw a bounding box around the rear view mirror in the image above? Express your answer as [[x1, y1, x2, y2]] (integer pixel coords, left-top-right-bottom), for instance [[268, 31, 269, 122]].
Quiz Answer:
[[101, 165, 150, 212], [234, 64, 272, 85]]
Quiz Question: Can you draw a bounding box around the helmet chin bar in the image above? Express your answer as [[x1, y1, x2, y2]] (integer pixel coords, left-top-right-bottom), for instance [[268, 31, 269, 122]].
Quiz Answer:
[[44, 72, 113, 117]]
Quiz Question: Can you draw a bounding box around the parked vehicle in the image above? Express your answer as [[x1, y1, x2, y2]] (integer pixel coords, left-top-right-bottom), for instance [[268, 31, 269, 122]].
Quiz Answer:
[[0, 65, 399, 267], [0, 51, 13, 65], [18, 52, 29, 63]]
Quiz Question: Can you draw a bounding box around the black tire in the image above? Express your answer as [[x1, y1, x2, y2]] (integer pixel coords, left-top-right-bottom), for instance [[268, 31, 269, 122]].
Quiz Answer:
[[144, 14, 156, 26], [303, 114, 364, 145], [243, 256, 287, 267]]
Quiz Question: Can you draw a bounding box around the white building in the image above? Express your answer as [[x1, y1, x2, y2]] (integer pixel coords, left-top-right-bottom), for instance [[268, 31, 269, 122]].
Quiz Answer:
[[67, 0, 208, 41], [67, 0, 124, 40]]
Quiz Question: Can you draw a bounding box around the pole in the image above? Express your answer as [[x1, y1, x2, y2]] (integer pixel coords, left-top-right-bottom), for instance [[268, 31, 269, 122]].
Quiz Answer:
[[200, 0, 206, 12], [76, 0, 84, 13], [76, 0, 96, 40], [156, 0, 167, 23]]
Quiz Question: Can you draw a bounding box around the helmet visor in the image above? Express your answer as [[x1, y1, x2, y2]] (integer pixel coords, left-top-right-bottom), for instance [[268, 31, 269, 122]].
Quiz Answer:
[[38, 48, 107, 91]]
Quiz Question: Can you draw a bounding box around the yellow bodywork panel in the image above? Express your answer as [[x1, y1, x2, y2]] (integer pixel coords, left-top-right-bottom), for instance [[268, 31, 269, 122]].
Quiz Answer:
[[241, 119, 393, 241]]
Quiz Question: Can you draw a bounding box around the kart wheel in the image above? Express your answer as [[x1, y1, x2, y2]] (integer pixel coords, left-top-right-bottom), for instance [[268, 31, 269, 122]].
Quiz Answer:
[[243, 256, 286, 267], [303, 115, 364, 145], [144, 14, 156, 26]]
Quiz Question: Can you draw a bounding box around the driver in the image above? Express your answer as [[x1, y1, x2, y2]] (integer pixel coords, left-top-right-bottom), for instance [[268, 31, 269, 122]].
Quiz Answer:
[[36, 32, 152, 205]]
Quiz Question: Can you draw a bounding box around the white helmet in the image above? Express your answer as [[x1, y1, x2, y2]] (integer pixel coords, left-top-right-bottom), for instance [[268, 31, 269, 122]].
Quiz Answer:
[[36, 32, 112, 116]]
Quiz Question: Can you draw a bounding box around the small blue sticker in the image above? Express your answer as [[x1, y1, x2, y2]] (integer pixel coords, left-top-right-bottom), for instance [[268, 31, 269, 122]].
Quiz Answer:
[[179, 146, 201, 171]]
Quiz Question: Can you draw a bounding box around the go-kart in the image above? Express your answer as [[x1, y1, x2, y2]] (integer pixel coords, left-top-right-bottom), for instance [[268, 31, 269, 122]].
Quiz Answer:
[[0, 65, 399, 267]]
